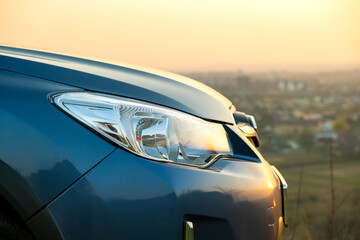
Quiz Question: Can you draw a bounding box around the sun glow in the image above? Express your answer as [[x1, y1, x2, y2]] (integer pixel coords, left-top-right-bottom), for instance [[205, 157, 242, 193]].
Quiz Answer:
[[1, 0, 359, 71]]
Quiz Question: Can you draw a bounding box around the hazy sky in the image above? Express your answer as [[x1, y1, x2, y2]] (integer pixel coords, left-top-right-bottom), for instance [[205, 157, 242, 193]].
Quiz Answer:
[[1, 0, 359, 72]]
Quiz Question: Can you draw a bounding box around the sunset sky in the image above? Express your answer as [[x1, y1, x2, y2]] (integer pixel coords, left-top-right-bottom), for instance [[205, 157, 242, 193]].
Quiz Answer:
[[1, 0, 359, 72]]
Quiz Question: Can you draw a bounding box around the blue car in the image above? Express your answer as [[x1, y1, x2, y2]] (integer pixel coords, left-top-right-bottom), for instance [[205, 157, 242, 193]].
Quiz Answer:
[[0, 46, 287, 240]]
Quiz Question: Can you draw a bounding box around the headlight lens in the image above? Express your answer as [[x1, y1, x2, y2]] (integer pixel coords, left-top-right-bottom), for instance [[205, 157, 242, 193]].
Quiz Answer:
[[52, 92, 233, 166]]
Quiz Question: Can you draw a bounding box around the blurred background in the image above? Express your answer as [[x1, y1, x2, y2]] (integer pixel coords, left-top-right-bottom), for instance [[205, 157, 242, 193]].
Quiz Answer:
[[184, 69, 360, 240], [1, 0, 359, 239]]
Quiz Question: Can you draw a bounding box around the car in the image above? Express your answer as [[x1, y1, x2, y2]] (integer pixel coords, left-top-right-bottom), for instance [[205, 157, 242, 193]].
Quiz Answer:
[[0, 46, 287, 240]]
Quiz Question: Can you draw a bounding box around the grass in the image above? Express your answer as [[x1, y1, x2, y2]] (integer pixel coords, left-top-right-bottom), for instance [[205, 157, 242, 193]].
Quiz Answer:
[[263, 149, 360, 240]]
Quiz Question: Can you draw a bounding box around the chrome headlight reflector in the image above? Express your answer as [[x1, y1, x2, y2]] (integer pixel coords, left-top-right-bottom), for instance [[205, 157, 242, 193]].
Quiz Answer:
[[52, 92, 233, 166]]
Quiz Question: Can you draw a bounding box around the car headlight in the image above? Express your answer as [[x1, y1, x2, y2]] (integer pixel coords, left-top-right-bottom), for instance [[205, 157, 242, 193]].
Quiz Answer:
[[51, 92, 233, 167]]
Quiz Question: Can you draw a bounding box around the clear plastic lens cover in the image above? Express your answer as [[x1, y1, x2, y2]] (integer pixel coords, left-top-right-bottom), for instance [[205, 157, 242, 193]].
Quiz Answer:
[[52, 92, 233, 166]]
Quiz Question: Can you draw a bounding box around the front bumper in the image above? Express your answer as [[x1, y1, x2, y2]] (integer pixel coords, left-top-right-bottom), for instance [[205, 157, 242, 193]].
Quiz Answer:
[[45, 147, 285, 240]]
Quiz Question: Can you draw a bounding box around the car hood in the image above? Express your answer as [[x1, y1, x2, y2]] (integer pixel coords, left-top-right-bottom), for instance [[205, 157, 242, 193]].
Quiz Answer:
[[0, 46, 234, 124]]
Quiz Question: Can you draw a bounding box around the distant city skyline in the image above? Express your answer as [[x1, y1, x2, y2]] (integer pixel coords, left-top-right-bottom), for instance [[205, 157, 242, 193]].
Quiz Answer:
[[176, 63, 360, 73]]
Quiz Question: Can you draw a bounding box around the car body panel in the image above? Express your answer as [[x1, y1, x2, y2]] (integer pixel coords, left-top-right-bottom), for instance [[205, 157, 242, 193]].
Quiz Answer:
[[49, 148, 283, 240], [0, 70, 116, 216], [0, 46, 286, 240], [0, 46, 234, 124], [26, 207, 65, 240], [0, 159, 43, 221]]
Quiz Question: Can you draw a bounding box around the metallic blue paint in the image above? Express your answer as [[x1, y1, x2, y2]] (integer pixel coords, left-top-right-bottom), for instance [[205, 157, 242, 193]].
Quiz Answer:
[[0, 46, 285, 240], [0, 46, 234, 124], [0, 70, 115, 216], [49, 149, 282, 240]]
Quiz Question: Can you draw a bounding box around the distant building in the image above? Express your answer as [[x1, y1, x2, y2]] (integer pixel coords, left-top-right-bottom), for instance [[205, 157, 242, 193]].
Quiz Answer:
[[273, 117, 321, 135], [276, 80, 306, 92], [315, 121, 338, 147]]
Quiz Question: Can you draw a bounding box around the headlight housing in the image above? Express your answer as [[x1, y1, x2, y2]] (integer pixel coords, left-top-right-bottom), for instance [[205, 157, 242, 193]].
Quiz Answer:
[[51, 92, 233, 167]]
